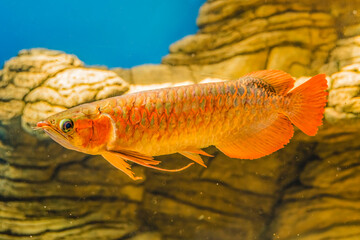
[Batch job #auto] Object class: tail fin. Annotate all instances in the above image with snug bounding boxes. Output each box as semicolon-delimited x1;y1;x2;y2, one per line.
286;74;328;136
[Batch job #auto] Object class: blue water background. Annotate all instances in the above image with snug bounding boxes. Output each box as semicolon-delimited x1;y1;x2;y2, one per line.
0;0;204;68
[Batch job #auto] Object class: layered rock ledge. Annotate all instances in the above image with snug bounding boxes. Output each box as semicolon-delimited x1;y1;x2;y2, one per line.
1;0;360;239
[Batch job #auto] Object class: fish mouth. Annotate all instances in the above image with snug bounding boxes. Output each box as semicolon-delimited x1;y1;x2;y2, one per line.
36;120;76;151
36;121;50;129
36;121;67;138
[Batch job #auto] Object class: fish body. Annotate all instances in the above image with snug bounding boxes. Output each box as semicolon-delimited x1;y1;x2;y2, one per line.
37;70;328;180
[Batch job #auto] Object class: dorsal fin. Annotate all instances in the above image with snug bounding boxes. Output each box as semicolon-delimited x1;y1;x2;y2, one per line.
241;70;295;95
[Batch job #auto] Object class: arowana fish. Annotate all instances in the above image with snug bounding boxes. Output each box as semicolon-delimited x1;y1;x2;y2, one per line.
36;70;328;180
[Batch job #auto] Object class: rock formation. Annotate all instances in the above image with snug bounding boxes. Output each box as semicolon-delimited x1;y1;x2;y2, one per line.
1;0;360;239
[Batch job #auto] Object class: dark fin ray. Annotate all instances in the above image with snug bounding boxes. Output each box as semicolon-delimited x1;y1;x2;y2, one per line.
242;70;295;95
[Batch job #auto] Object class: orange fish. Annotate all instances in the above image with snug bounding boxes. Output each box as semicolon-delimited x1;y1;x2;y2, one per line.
36;70;328;180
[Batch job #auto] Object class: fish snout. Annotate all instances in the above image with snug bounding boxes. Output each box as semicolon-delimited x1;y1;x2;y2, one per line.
36;121;50;128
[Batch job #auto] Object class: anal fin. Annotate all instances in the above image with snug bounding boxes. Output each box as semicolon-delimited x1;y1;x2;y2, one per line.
216;114;294;159
183;148;214;157
179;151;207;168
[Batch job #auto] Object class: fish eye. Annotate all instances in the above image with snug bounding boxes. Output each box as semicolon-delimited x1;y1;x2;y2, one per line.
60;119;74;133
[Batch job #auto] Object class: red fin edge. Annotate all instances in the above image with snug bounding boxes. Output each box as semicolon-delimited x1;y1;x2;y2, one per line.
286;74;328;136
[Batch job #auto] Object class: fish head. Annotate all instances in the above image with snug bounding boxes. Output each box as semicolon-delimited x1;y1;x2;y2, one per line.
36;105;111;154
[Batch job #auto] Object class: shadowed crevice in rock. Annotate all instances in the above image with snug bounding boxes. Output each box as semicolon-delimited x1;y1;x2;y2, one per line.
264;125;360;240
258;142;320;240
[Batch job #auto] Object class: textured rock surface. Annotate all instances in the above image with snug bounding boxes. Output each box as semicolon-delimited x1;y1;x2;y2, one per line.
163;1;337;78
326;64;360;121
1;1;360;240
141;139;315;240
0;49;129;137
267;124;360;240
0;49;136;240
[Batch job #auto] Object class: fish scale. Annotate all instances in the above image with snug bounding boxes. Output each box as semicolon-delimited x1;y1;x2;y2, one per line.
101;79;275;157
37;70;328;180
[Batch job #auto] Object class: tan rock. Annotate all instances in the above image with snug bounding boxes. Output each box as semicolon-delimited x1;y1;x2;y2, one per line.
311;12;336;27
197;0;261;27
142;136;314;240
267;46;311;77
332;70;360;88
0;49;95;128
13;72;49;89
189;51;268;82
21;102;67;137
342;62;360;71
22;67;128;133
268;128;360;240
127;81;194;94
324;107;358;122
326;69;360;118
2;0;360;239
111;67;132;84
166;2;336;73
143;191;260;240
328;87;359;106
0;47;130;141
0;70;8;88
44;68;120;89
128;232;162;240
168;33;211;54
301;151;360;190
344;23;360;37
325;36;360;73
164;27;336;65
3;48;83;89
126;71;222;95
15;48;83;73
268;12;312;27
95;85;129;100
131;64;195;85
311;46;336;74
339;57;360;70
270;195;360;240
255;4;288;18
0;201;139;240
0;100;25;122
200;10;256;33
25;87;69;106
0;84;29;100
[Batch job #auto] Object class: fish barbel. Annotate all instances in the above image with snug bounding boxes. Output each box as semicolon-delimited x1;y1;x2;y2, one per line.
36;70;328;180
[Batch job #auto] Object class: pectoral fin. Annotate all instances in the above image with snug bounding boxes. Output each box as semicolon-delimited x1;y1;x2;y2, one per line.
102;149;194;180
102;152;142;180
109;149;161;166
